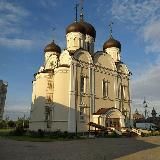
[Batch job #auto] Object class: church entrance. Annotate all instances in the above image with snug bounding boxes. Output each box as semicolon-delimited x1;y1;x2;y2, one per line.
105;118;120;129
104;108;125;129
92;108;125;130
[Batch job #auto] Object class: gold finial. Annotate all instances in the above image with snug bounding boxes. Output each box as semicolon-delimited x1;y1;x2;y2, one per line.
80;0;84;21
74;3;79;22
109;21;114;37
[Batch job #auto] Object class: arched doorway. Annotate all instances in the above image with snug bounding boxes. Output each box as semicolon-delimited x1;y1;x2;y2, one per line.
105;108;125;129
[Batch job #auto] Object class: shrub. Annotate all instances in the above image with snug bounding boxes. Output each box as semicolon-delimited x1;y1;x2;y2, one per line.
28;129;45;138
37;129;44;137
7;120;16;128
0;120;7;129
9;126;26;136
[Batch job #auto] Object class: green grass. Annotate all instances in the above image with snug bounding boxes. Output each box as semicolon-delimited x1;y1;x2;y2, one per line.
0;128;14;136
0;129;85;142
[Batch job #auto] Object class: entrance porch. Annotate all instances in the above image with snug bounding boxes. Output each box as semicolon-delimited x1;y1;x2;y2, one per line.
92;107;125;130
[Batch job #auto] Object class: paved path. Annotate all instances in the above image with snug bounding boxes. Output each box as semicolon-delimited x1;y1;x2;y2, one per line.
0;137;160;160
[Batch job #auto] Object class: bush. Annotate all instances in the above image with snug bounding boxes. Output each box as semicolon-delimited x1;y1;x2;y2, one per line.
8;120;16;128
0;120;7;129
9;126;26;136
28;130;77;139
28;129;45;138
16;119;29;129
37;129;44;137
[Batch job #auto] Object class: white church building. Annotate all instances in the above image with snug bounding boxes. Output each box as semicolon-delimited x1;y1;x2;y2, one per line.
29;7;131;133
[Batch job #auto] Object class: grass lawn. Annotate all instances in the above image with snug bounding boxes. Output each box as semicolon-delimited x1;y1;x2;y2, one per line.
0;128;14;136
0;128;84;142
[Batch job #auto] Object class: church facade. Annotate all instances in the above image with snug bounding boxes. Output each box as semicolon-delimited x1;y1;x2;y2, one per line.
29;10;131;133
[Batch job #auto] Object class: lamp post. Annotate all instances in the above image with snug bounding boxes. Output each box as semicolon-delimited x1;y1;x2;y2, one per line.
143;98;148;129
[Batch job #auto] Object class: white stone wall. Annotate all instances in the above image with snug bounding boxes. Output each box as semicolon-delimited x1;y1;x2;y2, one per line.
66;32;85;51
45;52;59;69
30;35;131;132
85;35;94;54
105;47;120;62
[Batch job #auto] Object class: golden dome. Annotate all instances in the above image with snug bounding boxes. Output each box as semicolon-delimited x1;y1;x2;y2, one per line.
103;36;121;51
44;41;61;53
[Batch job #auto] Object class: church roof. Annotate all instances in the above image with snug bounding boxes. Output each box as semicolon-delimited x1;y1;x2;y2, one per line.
66;22;86;35
94;108;111;115
44;41;61;53
103;36;121;51
66;19;96;38
80;21;96;38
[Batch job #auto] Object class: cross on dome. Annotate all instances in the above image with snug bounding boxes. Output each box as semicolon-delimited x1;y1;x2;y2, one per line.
109;21;114;37
80;0;84;21
74;3;79;22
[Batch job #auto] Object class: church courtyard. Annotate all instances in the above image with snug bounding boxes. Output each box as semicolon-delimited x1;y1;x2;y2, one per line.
0;136;160;160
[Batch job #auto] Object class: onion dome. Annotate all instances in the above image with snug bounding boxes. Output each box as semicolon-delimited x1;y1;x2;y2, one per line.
44;40;61;53
103;36;121;51
66;22;86;35
80;21;96;38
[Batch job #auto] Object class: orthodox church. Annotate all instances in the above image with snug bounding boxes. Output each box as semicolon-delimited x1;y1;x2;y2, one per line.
29;7;132;133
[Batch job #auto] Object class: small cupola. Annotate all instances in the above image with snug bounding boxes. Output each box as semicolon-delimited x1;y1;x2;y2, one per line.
103;22;121;62
44;40;61;54
103;36;121;51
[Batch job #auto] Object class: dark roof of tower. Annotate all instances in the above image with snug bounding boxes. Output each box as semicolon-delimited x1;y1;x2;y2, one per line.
66;22;86;35
80;21;96;38
44;41;61;53
103;36;121;51
151;107;157;115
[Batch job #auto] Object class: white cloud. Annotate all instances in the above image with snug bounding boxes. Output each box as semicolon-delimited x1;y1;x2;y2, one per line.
39;0;57;8
131;58;160;114
111;0;160;25
0;37;33;48
0;1;30;47
143;21;160;53
132;64;160;100
110;0;160;54
0;1;29;16
131;98;160;116
106;0;160;114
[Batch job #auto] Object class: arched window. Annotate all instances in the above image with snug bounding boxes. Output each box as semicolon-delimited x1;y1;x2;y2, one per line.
80;75;87;93
74;37;78;46
102;79;109;98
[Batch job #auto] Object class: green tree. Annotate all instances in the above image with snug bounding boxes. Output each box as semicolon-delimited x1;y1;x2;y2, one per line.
0;120;7;129
7;120;16;128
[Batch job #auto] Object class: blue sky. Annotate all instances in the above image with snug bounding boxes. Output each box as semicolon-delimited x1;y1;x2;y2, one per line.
1;0;160;119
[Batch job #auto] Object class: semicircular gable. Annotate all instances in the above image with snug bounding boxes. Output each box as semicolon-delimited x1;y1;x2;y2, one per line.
94;52;116;70
117;63;129;74
59;50;72;66
74;49;93;63
106;108;124;119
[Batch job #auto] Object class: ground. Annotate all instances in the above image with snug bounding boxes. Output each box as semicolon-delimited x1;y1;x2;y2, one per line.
0;136;160;160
